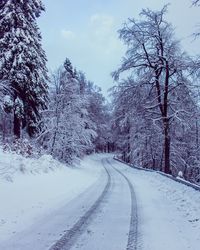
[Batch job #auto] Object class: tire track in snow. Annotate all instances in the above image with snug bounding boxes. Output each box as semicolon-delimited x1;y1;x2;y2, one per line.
49;159;111;250
106;158;138;250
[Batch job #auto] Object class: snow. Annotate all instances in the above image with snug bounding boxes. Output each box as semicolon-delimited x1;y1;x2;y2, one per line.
114;160;200;250
0;153;200;250
3;95;13;106
0;148;103;244
69;157;132;250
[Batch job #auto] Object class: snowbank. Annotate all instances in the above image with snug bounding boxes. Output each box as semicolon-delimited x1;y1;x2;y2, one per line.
0;148;103;242
0;147;65;182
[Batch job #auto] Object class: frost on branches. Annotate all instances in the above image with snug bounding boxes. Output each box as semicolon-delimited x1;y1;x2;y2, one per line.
38;58;110;163
111;5;200;183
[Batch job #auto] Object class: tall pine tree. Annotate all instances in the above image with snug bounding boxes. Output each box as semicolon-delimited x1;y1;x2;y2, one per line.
0;0;48;138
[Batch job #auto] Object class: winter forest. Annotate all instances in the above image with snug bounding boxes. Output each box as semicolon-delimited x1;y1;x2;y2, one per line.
0;0;200;185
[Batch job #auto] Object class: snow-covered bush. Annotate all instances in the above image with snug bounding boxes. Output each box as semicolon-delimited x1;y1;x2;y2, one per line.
2;139;42;158
0;146;64;181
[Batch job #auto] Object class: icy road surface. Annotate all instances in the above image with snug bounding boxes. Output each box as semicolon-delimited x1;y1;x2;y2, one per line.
0;154;200;250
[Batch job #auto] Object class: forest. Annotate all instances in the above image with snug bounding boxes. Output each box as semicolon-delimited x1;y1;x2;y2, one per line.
0;0;200;184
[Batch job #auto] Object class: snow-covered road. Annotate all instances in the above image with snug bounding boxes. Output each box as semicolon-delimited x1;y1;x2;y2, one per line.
67;158;138;250
0;154;200;250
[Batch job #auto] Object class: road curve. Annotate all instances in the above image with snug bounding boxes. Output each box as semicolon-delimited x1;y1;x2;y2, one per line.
69;157;138;250
0;159;110;250
0;156;138;250
49;160;111;250
106;158;138;250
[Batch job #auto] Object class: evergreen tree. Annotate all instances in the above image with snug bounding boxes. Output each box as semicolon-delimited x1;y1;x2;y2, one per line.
0;0;48;138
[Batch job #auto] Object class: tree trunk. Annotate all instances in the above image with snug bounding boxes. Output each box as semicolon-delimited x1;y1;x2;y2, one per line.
2;112;6;142
196;117;199;150
163;120;170;174
160;146;164;171
13;112;21;138
127;141;130;163
163;63;170;174
51;129;58;154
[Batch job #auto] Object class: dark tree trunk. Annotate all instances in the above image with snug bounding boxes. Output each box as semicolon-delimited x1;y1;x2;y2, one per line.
14;112;21;138
163;63;171;174
196;118;199;150
160;146;164;171
127;141;130;163
2;112;6;142
163;119;170;174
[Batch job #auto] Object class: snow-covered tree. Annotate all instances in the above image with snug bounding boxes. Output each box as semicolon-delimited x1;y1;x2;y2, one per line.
38;57;112;163
84;81;111;153
0;80;12;141
39;59;98;163
0;0;49;138
112;5;200;177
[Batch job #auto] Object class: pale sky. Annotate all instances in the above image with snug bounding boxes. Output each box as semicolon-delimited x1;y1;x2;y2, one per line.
38;0;200;97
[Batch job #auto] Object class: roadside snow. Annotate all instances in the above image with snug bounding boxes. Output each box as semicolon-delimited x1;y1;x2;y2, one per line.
1;152;200;250
0;148;103;243
0;148;62;181
115;160;200;250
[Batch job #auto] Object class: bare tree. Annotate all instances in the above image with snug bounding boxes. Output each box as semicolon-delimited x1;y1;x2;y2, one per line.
112;5;197;174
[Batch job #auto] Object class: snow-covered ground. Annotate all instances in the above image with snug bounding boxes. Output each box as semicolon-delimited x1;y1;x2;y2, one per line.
0;148;103;243
0;152;200;250
114;160;200;250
